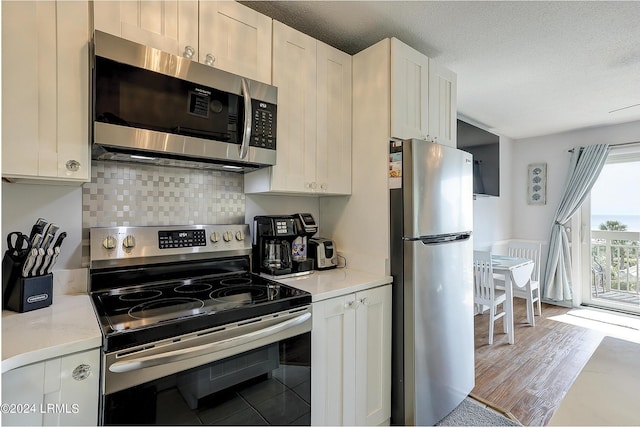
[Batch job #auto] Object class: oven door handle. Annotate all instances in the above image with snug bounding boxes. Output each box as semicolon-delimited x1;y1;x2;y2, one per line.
108;311;311;373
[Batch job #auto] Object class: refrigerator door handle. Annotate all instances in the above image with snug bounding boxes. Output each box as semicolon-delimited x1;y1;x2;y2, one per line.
404;232;472;245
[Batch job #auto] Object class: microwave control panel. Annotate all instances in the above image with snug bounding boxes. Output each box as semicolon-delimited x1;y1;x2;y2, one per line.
250;100;277;150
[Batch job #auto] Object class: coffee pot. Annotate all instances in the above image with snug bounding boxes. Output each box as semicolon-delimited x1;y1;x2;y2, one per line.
263;239;292;271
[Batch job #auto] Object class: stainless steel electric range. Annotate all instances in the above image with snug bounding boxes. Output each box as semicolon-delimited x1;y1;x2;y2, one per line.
89;224;312;426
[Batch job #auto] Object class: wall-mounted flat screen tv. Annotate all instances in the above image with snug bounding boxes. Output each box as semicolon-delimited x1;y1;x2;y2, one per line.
457;119;500;197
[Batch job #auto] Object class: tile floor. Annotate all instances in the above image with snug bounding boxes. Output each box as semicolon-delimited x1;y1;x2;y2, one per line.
156;365;311;426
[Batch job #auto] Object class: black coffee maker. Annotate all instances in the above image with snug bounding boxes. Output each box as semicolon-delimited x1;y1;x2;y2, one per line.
253;215;316;277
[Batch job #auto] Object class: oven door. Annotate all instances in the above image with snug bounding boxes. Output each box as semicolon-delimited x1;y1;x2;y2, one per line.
101;307;311;426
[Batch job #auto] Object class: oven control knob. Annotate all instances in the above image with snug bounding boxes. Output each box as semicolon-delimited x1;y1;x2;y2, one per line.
223;231;233;242
122;235;136;249
235;231;244;241
210;232;220;243
102;236;117;250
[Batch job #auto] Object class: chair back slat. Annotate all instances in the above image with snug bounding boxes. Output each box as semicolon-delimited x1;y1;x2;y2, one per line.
473;250;495;304
508;241;542;281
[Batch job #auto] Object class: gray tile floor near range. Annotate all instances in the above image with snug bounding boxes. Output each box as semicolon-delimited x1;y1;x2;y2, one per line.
157;365;311;426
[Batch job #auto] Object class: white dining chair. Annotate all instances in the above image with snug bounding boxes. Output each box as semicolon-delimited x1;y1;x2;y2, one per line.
498;241;542;326
473;251;507;345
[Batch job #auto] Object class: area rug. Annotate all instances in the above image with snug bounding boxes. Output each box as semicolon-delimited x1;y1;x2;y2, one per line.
548;336;640;426
436;395;521;426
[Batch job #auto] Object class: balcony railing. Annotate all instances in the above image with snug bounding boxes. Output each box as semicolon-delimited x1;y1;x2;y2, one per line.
591;230;640;298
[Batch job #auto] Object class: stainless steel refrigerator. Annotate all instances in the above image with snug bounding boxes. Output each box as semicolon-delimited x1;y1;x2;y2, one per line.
389;138;475;426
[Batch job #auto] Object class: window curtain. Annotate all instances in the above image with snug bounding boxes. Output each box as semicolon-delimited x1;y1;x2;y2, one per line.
542;144;610;301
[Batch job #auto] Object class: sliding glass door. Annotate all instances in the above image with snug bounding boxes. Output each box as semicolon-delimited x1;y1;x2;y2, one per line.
580;146;640;314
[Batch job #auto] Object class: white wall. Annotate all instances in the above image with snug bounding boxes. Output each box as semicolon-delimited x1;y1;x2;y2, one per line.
2;183;83;269
472;135;514;251
511;120;640;244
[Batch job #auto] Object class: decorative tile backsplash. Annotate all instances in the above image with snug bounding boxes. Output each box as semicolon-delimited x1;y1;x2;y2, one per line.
82;162;245;229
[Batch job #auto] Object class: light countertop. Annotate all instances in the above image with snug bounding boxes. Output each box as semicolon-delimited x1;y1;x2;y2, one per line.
1;269;102;373
275;268;393;302
1;268;391;373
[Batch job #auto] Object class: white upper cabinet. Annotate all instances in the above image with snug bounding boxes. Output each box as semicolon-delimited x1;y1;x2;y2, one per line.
2;1;90;183
428;60;457;147
94;1;272;83
244;22;352;196
93;1;198;58
269;21;317;193
316;41;352;195
390;38;429;141
199;1;272;83
390;37;457;147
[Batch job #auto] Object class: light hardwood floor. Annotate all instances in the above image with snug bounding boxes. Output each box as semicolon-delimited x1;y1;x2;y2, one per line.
472;299;606;426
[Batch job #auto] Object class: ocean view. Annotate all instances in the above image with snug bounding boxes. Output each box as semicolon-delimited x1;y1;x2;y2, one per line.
591;214;640;232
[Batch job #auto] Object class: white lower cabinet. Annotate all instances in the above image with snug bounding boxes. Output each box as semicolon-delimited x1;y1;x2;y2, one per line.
1;349;100;426
311;284;392;426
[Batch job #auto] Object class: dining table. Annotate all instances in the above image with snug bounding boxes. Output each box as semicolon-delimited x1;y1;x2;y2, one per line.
491;254;535;344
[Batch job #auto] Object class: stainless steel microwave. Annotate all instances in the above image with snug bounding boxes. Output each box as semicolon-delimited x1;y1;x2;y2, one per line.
91;30;277;172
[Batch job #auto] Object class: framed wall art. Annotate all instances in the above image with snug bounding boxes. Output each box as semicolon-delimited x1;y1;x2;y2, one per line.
527;163;547;205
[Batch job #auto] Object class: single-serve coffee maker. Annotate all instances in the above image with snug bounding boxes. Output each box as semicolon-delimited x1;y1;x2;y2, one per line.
253;214;318;277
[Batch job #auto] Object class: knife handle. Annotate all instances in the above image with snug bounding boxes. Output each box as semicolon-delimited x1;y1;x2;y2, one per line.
39;248;54;276
30;248;45;277
46;247;61;274
21;248;38;277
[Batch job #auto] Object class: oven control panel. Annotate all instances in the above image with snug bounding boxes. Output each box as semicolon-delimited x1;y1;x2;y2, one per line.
90;224;251;267
158;229;207;249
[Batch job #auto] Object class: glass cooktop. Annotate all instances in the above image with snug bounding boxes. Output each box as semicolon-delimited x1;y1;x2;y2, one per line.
91;273;309;336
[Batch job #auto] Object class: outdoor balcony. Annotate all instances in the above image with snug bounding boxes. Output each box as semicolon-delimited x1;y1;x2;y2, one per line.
591;229;640;306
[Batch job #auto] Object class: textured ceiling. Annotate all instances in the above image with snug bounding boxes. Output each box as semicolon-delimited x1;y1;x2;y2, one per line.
241;1;640;140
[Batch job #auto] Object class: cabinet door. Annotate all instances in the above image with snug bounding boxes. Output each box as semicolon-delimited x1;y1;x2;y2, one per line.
390;38;429;140
2;1;50;177
55;348;100;426
311;294;357;426
199;1;272;84
2;1;90;182
355;284;392;426
428;61;457;148
94;0;198;58
316;42;352;195
270;21;317;193
1;349;99;426
2;361;46;426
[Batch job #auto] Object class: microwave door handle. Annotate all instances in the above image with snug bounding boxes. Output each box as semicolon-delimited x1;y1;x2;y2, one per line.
108;311;311;373
239;78;252;159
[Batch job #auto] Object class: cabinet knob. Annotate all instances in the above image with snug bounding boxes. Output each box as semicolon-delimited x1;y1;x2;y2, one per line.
65;160;81;172
205;54;215;66
344;300;355;310
320;183;327;191
311;182;317;190
183;45;195;59
360;297;368;306
72;364;92;381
